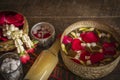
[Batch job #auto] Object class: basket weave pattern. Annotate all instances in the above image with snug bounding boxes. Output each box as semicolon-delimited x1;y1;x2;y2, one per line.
62;51;120;79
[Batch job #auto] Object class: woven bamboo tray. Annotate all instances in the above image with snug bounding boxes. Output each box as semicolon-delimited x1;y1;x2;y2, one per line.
0;16;29;52
60;21;120;79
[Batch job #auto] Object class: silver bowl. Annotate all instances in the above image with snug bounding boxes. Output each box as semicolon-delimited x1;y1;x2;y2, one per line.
31;22;55;48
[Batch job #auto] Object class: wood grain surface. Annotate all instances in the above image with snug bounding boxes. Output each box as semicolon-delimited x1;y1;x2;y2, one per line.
0;0;120;80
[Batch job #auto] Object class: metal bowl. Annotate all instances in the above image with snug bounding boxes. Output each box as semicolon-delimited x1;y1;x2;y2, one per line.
31;22;55;48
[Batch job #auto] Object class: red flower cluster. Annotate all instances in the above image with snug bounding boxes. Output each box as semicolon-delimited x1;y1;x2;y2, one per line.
0;11;24;27
62;30;117;65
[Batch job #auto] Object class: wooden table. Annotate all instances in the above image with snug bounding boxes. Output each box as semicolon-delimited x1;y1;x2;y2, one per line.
0;0;120;80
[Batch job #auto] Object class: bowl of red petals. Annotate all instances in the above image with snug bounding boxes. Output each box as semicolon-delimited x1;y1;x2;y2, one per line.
60;21;120;79
0;11;28;52
31;22;55;47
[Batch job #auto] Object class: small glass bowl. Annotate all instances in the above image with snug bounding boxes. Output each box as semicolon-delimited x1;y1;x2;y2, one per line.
0;52;23;80
31;22;55;48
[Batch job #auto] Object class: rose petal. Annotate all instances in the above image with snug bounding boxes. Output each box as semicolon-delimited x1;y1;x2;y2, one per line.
71;58;80;64
20;53;30;64
80;31;99;43
10;20;24;27
0;37;8;42
0;29;8;42
102;42;116;55
90;53;104;64
71;39;84;51
62;36;73;44
0;12;5;26
27;48;35;54
0;11;24;27
79;51;90;62
43;32;51;38
5;11;23;22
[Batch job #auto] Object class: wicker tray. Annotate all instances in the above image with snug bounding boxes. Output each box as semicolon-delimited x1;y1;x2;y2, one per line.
0;17;29;52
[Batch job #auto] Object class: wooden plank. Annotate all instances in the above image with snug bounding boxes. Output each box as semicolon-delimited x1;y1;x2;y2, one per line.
0;0;120;16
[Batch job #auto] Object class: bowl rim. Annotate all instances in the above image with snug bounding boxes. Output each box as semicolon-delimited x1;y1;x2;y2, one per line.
31;22;55;41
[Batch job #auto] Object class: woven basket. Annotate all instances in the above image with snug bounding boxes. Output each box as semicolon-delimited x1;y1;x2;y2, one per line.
0;17;29;52
60;21;120;79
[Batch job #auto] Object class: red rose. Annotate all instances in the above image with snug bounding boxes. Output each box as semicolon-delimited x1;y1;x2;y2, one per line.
80;31;99;43
79;51;90;62
71;39;84;51
62;36;73;44
102;42;116;55
5;12;24;27
0;11;24;27
20;53;30;64
26;48;35;54
90;53;104;64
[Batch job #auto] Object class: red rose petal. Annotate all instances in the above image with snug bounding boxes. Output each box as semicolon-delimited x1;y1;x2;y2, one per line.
43;33;51;38
27;48;35;54
0;12;5;26
71;39;84;51
0;37;8;42
14;13;24;22
0;29;8;42
80;31;99;43
11;21;24;27
90;53;104;64
79;51;90;62
0;11;24;27
62;36;73;44
33;33;39;38
20;53;30;64
71;58;80;64
102;42;116;55
0;29;3;36
57;33;62;39
6;14;24;27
